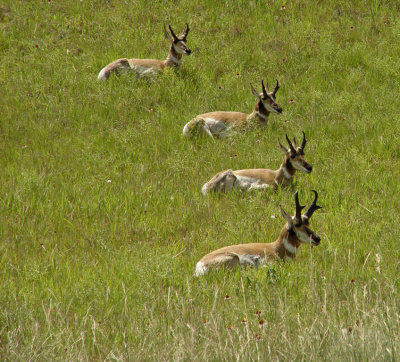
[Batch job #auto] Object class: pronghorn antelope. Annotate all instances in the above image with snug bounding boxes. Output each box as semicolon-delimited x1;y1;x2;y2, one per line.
202;132;312;195
182;80;282;139
97;24;191;80
195;190;322;276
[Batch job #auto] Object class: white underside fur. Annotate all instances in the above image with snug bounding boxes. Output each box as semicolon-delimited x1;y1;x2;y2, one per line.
194;261;207;276
183;118;232;139
202;171;270;195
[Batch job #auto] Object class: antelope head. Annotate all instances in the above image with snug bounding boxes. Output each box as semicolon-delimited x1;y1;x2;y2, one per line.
281;190;322;246
279;131;313;174
250;80;283;115
164;23;191;55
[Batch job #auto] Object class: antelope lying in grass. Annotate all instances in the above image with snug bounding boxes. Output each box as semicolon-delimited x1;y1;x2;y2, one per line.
98;24;191;80
195;190;322;276
183;80;282;139
202;132;312;195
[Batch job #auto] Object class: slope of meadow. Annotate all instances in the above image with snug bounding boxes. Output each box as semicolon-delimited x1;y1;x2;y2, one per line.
1;0;400;360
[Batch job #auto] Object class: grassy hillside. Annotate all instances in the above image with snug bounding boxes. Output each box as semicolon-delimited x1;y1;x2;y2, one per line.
1;0;400;360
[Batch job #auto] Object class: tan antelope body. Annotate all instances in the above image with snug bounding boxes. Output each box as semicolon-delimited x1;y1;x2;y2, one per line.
202;132;312;195
195;191;322;276
183;80;282;139
98;24;191;80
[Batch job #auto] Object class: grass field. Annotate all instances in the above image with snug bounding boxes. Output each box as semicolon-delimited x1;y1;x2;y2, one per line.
1;0;400;360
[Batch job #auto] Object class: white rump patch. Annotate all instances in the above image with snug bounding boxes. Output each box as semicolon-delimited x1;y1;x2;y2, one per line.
97;67;107;80
194;261;208;276
283;238;297;254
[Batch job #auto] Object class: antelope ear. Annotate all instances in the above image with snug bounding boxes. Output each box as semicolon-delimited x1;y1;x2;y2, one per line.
250;84;261;99
278;139;289;154
280;206;293;224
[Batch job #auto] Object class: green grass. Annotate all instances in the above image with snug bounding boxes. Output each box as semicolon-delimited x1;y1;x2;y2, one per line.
1;0;400;360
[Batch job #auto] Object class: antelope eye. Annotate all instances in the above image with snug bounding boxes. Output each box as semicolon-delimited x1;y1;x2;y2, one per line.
290;154;296;159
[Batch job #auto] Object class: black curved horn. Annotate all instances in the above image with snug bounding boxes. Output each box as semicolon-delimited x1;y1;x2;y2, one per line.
303;190;322;219
168;24;178;40
285;134;296;154
181;23;190;39
272;79;279;98
300;131;307;151
261;80;268;98
294;191;305;222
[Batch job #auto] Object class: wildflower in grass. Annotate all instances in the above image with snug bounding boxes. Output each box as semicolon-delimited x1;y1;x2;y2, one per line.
350;26;354;30
281;5;286;10
218;86;222;89
107;179;112;183
224;295;231;300
226;324;233;331
241;319;247;324
350;278;355;283
202;319;207;324
254;334;262;341
258;319;265;327
289;99;295;104
255;139;260;143
255;310;262;316
282;58;286;62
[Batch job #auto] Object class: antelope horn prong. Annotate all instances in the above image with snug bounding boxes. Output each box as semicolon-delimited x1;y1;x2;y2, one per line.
303;190;322;219
181;23;190;39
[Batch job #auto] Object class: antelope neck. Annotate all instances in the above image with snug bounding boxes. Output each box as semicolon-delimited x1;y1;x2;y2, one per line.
281;227;299;258
280;157;296;180
166;45;182;67
255;101;270;122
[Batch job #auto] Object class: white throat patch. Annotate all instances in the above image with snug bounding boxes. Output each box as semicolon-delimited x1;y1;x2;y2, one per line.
168;52;181;65
282;166;292;179
256;111;268;121
283;238;297;255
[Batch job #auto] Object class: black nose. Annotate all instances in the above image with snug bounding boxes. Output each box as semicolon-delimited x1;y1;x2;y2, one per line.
277;108;282;113
186;49;191;55
307;165;313;172
313;235;321;245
